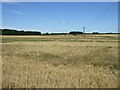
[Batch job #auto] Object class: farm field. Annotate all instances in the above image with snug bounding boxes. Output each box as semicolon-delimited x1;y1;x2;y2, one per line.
2;34;119;88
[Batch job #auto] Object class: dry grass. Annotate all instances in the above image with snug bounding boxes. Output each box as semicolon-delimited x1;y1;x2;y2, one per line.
2;34;119;88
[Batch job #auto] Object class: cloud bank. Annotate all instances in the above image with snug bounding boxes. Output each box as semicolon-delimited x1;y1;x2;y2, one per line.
60;21;69;24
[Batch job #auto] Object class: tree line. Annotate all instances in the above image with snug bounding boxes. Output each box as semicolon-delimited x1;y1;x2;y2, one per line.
0;29;118;35
0;29;41;35
0;29;84;35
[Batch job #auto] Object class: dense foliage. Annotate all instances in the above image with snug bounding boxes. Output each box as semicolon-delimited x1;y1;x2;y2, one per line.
69;31;83;35
0;29;118;35
0;29;41;35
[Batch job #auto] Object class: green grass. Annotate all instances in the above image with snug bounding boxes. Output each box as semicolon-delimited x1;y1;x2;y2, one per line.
2;34;118;43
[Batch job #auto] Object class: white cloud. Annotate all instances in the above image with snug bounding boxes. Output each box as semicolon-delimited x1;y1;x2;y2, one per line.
4;2;24;5
1;27;24;30
1;27;18;30
1;27;41;32
12;10;23;14
60;21;69;24
2;26;40;31
6;10;23;14
1;0;15;2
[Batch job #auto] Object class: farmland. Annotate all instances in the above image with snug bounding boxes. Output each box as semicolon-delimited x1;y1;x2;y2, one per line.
2;34;119;88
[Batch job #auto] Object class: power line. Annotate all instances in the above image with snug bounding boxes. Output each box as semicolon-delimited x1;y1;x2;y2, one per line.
64;2;118;33
88;7;117;29
98;2;117;17
86;2;118;28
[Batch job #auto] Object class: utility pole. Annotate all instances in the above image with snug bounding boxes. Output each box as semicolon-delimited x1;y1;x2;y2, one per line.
83;27;85;34
83;27;86;38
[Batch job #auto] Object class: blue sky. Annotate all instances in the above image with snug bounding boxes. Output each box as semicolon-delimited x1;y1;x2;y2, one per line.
2;2;118;33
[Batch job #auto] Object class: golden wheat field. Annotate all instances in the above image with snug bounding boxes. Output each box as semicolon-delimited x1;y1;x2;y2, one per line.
2;34;119;88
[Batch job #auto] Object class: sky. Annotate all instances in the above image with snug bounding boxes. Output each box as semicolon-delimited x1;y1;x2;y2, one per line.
2;2;118;33
1;0;120;2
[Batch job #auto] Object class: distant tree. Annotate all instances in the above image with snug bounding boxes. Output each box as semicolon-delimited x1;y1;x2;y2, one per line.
50;33;67;35
106;32;113;34
1;29;41;35
92;32;99;34
43;32;49;35
69;31;83;35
